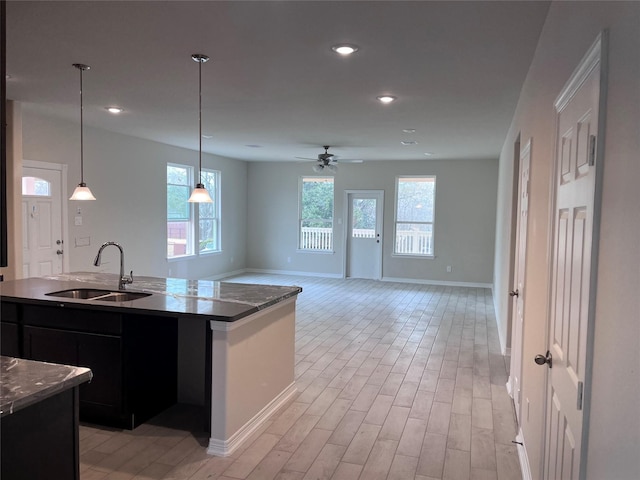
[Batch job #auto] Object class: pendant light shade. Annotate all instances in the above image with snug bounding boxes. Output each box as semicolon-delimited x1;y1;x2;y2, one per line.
69;63;96;201
188;53;213;203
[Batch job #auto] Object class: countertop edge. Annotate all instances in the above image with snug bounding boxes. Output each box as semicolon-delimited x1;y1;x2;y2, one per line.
1;356;93;417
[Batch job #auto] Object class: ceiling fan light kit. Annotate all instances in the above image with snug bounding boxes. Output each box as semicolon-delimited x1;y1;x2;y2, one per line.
298;146;363;173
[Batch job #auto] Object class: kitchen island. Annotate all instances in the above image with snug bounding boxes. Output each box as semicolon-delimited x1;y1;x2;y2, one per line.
1;355;92;480
0;273;302;456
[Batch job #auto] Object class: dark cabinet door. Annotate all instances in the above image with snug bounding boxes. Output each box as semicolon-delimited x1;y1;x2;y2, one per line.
23;326;123;419
1;322;20;357
77;333;122;410
23;326;77;365
1;302;20;357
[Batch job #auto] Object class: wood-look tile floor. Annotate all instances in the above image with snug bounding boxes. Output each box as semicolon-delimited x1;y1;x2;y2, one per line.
79;274;521;480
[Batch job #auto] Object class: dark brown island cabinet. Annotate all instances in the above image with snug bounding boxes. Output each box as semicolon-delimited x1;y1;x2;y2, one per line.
1;301;178;429
1;356;92;480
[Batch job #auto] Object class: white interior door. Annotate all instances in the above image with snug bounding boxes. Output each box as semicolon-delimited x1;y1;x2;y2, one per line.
510;139;531;425
346;191;383;279
22;164;65;277
544;38;603;480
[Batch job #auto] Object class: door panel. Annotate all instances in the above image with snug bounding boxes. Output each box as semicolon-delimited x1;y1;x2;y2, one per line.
510;139;531;424
544;42;602;480
22;166;64;277
346;191;383;279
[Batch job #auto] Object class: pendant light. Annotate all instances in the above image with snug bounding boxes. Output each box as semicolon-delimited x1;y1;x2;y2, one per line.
188;54;213;203
69;63;96;201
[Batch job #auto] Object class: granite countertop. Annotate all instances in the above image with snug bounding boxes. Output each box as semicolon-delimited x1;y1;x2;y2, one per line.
0;356;92;417
0;273;302;322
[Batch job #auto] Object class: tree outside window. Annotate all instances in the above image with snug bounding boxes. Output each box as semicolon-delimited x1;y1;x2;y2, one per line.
394;176;436;256
299;177;334;251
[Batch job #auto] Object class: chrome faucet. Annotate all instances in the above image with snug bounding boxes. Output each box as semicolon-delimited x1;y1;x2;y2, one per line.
93;241;133;290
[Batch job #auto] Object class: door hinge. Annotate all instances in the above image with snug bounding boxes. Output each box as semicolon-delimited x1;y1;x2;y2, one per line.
588;135;597;166
577;381;584;410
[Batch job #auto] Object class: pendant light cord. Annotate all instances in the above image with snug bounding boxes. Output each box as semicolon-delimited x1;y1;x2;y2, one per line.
79;65;84;184
198;56;202;185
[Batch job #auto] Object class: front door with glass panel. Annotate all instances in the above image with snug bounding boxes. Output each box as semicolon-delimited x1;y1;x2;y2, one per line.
346;191;383;279
22;166;64;277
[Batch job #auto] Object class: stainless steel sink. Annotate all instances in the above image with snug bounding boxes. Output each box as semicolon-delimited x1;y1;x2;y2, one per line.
45;288;151;302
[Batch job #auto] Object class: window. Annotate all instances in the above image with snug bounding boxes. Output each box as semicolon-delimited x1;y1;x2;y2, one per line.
394;176;436;256
299;177;334;251
22;176;51;196
198;169;220;253
167;164;193;258
167;164;221;258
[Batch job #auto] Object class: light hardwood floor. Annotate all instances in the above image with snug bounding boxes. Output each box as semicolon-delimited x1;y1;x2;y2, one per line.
79;273;521;480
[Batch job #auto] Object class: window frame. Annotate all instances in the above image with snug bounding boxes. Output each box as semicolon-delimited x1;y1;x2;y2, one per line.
198;168;221;255
393;175;436;258
166;163;222;260
298;176;335;253
167;163;195;259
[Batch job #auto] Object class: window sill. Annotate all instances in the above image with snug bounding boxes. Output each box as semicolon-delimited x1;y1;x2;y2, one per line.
167;254;196;262
296;249;335;255
199;250;222;256
391;254;435;260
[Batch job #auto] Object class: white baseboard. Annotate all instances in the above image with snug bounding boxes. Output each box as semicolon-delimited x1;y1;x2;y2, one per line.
245;268;343;279
381;276;492;288
206;382;297;457
516;429;533;480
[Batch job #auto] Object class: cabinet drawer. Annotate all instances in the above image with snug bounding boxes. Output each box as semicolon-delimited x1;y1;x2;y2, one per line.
22;305;122;335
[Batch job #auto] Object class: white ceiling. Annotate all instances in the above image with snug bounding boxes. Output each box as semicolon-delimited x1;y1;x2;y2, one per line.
6;1;550;163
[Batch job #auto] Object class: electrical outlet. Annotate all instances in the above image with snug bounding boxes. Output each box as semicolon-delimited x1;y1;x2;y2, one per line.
446;265;452;273
287;256;292;263
74;216;83;226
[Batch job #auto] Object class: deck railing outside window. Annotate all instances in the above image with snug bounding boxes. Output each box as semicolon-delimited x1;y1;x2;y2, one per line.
300;227;333;250
300;227;432;254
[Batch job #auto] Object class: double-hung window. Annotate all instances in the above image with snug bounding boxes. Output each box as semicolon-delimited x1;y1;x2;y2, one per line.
167;164;220;258
198;169;220;253
299;177;334;251
394;176;436;256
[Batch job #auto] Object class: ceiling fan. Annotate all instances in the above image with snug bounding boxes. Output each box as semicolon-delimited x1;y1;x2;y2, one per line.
295;146;363;173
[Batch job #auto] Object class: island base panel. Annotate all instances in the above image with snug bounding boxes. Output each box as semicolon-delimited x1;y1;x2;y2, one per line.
208;298;297;456
1;387;80;480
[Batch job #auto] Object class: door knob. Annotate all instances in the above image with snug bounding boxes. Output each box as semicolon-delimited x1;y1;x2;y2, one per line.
56;250;64;255
509;289;519;297
534;351;552;368
56;239;63;245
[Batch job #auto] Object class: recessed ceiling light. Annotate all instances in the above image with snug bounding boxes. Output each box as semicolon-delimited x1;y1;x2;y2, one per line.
424;152;434;156
376;95;397;104
105;106;123;114
202;134;213;139
401;140;418;146
331;44;359;56
402;129;416;134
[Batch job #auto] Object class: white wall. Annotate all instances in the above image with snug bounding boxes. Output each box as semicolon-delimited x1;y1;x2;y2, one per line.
247;158;498;285
21;108;248;279
493;2;640;479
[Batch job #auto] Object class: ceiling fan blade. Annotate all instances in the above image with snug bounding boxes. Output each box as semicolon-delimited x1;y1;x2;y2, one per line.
334;158;364;163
